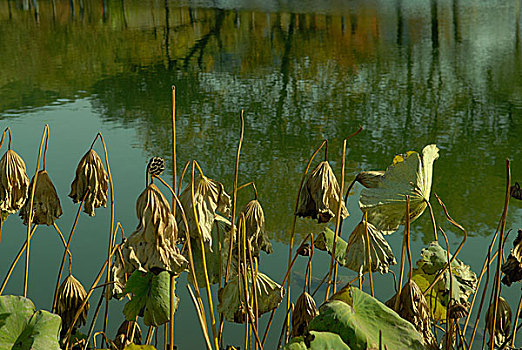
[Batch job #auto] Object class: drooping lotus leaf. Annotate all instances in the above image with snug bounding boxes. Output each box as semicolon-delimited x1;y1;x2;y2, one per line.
113;184;188;292
284;331;351;350
217;270;284;323
385;280;436;348
123;270;176;327
291;292;319;338
189;214;234;287
178;175;231;248
309;285;426;350
359;144;439;234
20;170;62;226
56;274;89;335
296;161;349;224
411;241;477;321
69;149;108;216
355;171;385;188
315;223;396;274
485;296;512;348
0;149;29;219
511;182;522;200
501;229;522;286
240;199;273;257
112;320;142;350
0;295;61;350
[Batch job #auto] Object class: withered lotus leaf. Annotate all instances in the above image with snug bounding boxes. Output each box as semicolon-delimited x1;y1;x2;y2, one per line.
296;161;348;224
178;175;231;247
485;296;512;348
386;280;437;348
240;199;272;257
69;149;108;216
112;184;188;294
0;149;29;218
359;145;439;234
218;270;284;323
355;170;385;188
19;170;62;226
291;292;319;338
56;274;89;334
112;320;142;350
501;229;522;286
511;182;522;200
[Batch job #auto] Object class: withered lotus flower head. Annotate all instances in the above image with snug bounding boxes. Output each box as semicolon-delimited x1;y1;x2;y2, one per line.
355;170;385;188
291;292;319;338
296;161;348;223
486;296;512;348
19;170;62;226
112;320;142;350
240;199;272;257
448;303;468;320
0;149;29;218
69;149;108;216
116;184;188;278
386;280;436;348
56;274;89;333
511;182;522;200
502;229;522;286
178;175;231;247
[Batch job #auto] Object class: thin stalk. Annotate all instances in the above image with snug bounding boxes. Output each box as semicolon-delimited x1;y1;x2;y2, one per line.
170;85;177;350
96;133;115;346
326;139;346;300
24;124;48;297
364;212;374;296
191;161;218;350
0;224;38;294
405;196;412;280
82;285;106;350
53;189;89;312
489;159;511;350
145;326;154;344
394;214;408;311
426;199;438;241
469;249;493;349
240;215;250;350
187;285;213;350
247;241;259;350
510;290;522;348
0;127;9;149
177;161;190;196
440;228;453;350
277;303;294;349
53;224;73;265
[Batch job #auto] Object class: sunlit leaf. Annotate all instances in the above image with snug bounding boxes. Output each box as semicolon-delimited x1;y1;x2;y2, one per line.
123;344;156;350
123;271;176;327
359;144;439;234
0;150;29;218
0;295;61;350
315;222;396;274
284;331;351;350
20;170;62;226
309;285;426;350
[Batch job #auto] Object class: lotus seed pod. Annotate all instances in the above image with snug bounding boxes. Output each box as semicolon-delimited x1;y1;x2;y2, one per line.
19;170;62;226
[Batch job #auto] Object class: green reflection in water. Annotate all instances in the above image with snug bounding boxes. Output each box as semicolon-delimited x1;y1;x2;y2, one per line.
0;0;521;348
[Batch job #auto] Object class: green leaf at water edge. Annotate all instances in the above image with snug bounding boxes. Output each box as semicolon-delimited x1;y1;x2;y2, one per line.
309;285;426;350
123;270;177;327
123;344;157;350
284;331;351;350
0;295;61;350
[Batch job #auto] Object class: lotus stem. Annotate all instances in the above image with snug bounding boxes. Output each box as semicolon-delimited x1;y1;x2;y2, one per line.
0;224;38;295
364;212;374;297
64;243;119;349
52;223;73;272
0;127;9;150
489;159;511;350
154;174;209;331
277;303;293;349
187;285;213;350
24;124;48;297
326;139;346;300
178;161;190;196
82;285;106;350
425;199;438;241
53;189;89;312
191;161;218;350
43;124;49;170
440;228;453;349
93;331;111;349
237;181;258;200
510;291;522;348
469;249;493;350
423;193;467;296
170;85;177;350
247;239;259;348
145;326;154;344
304;234;314;294
394;206;408;311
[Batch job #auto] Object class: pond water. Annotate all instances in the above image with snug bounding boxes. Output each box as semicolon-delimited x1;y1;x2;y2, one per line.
0;0;521;348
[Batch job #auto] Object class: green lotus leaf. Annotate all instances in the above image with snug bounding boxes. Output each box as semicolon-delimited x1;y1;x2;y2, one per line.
123;344;157;350
284;331;351;350
412;241;477;320
359;144;439;234
309;285;426;350
0;295;61;350
123;271;177;327
218;270;283;323
315;223;396;274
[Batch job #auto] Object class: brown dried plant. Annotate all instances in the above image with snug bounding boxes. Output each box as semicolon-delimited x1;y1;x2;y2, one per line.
19;170;62;225
485;296;512;348
0;149;29;219
291;292;319;338
56;274;89;334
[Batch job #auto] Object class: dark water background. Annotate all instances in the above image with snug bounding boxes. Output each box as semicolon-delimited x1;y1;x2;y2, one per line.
0;0;521;348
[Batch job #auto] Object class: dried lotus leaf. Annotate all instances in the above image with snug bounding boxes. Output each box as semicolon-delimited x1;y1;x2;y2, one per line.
240;199;272;257
19;170;62;226
486;296;512;348
502;229;522;286
69;149;108;216
359;144;439;234
296;161;348;224
218;270;284;323
291;292;319;338
56;274;89;334
112;320;142;350
0;149;29;216
178;175;231;248
119;184;188;277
